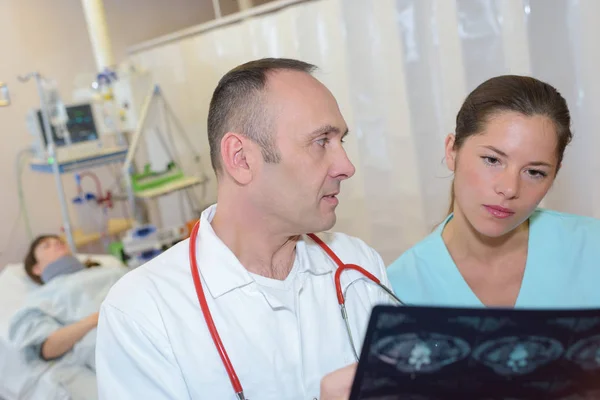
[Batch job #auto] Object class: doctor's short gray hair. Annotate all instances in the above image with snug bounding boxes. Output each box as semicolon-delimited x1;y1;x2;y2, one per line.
207;58;317;174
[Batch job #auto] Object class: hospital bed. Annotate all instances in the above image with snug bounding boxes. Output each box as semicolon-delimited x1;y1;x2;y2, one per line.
0;254;123;400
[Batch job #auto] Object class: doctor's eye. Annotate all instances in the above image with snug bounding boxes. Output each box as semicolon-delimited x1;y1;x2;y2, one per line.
481;156;500;166
315;138;329;147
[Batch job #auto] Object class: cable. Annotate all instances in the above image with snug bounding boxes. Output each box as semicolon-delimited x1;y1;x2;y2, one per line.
2;148;34;254
101;164;131;220
77;171;103;197
16;148;34;240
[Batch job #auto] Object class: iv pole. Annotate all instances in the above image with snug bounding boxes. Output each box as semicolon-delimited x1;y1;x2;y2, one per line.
18;72;77;253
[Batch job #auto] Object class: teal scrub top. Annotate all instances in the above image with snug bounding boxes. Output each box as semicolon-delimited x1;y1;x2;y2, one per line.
387;209;600;308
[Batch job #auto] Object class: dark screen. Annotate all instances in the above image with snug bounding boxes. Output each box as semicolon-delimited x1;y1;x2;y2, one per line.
37;104;98;147
350;305;600;400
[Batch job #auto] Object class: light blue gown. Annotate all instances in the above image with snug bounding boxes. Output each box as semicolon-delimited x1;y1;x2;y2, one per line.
388;209;600;308
9;266;127;400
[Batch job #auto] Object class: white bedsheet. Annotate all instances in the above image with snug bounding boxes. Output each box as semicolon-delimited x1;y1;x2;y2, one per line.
0;254;124;400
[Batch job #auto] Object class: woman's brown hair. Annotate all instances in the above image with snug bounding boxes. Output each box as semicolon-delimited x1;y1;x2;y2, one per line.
447;75;572;215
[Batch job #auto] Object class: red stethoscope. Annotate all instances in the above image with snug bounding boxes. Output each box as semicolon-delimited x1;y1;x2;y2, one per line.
188;220;402;400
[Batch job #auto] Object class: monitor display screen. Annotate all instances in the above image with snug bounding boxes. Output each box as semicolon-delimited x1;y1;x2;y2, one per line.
37;104;99;147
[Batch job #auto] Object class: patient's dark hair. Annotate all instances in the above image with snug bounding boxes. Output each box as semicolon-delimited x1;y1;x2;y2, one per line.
447;75;572;215
24;235;100;285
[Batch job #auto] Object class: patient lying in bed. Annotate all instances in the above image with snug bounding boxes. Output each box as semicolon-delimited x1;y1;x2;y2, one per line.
8;235;127;398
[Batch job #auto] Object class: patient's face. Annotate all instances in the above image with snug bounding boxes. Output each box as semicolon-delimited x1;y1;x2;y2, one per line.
446;111;558;238
33;237;70;276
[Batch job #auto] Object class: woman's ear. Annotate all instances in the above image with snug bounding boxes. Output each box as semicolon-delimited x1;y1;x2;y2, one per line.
32;263;42;276
445;134;457;172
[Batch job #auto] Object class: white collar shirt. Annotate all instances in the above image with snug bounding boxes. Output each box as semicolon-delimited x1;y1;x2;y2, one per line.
96;204;393;400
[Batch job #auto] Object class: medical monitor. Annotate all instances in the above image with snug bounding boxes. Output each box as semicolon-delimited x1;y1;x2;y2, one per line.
27;103;105;161
33;103;98;147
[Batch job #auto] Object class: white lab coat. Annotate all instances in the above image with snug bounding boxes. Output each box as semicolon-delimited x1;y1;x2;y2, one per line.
96;205;392;399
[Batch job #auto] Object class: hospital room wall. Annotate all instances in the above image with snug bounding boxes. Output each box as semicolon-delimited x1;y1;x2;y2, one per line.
0;0;218;267
129;0;600;265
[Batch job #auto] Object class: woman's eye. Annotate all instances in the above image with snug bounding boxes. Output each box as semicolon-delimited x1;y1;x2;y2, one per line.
482;156;500;166
527;169;547;179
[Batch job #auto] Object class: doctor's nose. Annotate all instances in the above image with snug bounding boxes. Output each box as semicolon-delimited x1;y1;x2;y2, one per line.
494;170;520;199
330;148;356;181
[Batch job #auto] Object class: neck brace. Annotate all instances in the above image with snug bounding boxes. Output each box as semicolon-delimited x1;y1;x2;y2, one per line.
41;255;85;283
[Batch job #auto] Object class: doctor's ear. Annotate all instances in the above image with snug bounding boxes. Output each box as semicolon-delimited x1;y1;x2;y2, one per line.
444;133;457;172
220;133;255;185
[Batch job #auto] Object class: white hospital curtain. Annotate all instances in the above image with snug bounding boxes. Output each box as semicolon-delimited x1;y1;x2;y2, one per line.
129;0;600;264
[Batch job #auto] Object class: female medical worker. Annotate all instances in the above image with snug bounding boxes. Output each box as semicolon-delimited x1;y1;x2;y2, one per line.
387;75;600;308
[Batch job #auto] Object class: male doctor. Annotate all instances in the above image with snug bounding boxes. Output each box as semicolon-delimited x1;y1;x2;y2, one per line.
96;58;391;399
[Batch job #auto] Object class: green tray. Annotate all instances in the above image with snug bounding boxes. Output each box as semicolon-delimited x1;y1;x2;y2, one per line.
132;162;184;192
